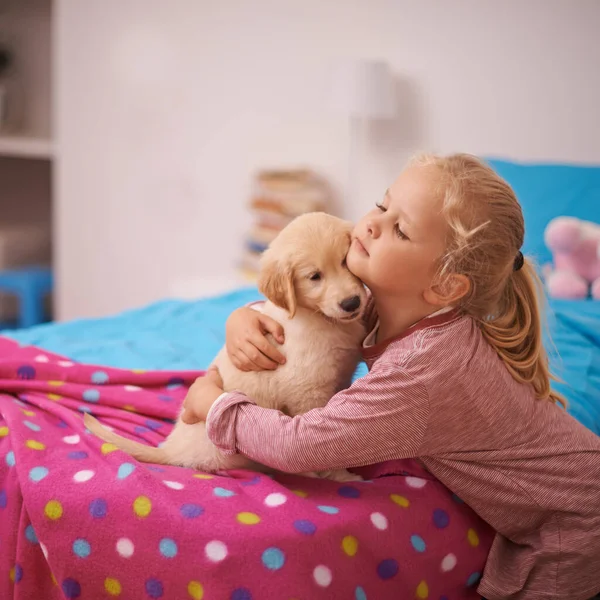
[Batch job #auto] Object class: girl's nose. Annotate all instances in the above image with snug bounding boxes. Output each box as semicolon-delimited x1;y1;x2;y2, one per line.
367;219;380;238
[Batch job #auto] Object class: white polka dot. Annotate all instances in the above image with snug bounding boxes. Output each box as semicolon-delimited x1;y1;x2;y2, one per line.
370;512;388;530
34;355;49;363
441;553;457;572
163;480;184;490
313;565;332;587
73;470;95;483
205;540;228;562
58;360;74;367
63;434;80;445
40;542;48;560
124;385;142;392
406;476;427;489
116;538;134;558
264;493;287;507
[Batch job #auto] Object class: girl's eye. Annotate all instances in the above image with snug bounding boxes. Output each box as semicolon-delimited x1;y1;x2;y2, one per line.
375;202;386;212
309;272;322;281
395;224;409;241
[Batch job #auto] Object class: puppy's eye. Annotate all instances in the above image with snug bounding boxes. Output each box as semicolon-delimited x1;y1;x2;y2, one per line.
309;272;322;281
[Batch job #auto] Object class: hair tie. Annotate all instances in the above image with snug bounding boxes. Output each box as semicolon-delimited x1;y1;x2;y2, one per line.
513;250;524;272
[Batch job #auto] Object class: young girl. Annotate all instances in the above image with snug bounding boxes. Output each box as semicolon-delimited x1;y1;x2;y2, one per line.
183;154;600;600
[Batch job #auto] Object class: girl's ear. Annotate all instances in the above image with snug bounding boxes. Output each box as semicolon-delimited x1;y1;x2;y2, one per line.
424;274;471;307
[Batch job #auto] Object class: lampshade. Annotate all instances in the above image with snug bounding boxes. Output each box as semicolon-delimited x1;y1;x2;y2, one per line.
329;59;396;120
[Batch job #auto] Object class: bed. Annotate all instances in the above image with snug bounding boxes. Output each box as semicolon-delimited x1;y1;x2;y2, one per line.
1;159;599;600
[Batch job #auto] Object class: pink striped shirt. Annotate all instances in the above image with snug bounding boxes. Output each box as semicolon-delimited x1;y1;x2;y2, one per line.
206;309;600;599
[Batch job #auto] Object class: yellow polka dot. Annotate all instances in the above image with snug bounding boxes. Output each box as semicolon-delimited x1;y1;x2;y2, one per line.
390;494;410;508
48;393;61;401
342;535;358;557
236;512;261;525
192;473;213;480
123;405;136;412
0;426;9;437
292;490;308;498
9;566;16;582
101;443;118;455
51;572;58;586
22;410;35;417
467;528;479;547
416;580;429;599
187;581;204;600
133;496;152;518
104;577;122;596
132;369;146;374
48;381;64;387
25;440;45;450
45;500;63;520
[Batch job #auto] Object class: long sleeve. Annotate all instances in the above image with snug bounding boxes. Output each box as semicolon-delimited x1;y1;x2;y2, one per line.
205;362;429;473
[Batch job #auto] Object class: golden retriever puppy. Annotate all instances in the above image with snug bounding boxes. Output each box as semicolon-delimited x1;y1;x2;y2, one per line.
85;212;366;481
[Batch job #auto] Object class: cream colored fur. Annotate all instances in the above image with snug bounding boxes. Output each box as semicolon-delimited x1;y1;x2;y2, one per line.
85;213;366;481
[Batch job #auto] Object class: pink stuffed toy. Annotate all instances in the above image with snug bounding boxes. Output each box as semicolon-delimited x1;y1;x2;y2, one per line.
544;216;600;299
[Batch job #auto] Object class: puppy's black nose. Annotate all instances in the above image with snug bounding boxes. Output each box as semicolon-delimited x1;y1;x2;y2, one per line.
340;295;361;313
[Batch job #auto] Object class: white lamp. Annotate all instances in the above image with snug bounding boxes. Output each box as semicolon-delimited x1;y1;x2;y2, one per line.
329;59;396;220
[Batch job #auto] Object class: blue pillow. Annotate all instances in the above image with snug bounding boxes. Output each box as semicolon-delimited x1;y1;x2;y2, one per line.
486;159;600;267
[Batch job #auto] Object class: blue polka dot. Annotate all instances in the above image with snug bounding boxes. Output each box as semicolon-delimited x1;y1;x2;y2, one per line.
73;538;91;558
262;547;285;570
62;578;81;599
134;426;149;435
377;558;399;580
467;572;481;587
317;505;339;514
17;365;36;380
6;451;15;467
167;376;185;387
145;419;162;431
13;563;23;583
29;466;49;482
158;395;173;402
293;519;317;535
145;578;164;598
240;475;262;486
24;420;41;432
180;503;204;518
0;489;7;508
147;465;164;472
355;586;367;600
338;486;361;499
433;508;450;529
440;596;449;600
89;498;107;519
214;487;235;498
56;420;68;428
77;405;93;413
410;534;426;553
117;462;135;479
67;451;88;460
91;371;109;384
231;588;252;600
452;493;464;504
25;524;38;544
159;538;177;558
82;389;100;403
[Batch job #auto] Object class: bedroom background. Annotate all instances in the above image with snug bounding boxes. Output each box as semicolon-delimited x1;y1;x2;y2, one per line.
0;0;599;323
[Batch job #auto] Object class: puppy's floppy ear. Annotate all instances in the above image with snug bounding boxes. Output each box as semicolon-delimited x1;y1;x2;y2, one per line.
258;250;297;317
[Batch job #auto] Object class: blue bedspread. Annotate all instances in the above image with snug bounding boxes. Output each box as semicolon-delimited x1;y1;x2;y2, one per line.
4;288;599;435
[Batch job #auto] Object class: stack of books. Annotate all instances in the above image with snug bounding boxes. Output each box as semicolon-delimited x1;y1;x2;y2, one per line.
239;169;331;280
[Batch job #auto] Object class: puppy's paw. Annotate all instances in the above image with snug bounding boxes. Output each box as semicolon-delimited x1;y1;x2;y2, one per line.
318;469;363;483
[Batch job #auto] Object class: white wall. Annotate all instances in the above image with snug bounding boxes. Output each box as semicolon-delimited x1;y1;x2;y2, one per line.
55;0;600;320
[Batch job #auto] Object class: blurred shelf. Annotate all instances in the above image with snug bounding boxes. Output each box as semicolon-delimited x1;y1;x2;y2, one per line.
0;135;54;159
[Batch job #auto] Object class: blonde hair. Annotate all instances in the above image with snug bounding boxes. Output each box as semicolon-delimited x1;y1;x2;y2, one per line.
411;152;566;407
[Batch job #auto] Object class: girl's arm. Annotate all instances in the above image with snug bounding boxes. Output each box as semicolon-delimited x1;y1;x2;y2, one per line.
205;363;429;473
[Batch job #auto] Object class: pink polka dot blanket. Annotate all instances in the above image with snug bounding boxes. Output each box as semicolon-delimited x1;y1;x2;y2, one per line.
0;336;493;599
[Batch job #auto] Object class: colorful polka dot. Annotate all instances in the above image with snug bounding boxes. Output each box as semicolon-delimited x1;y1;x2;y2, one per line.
370;512;388;530
214;487;235;497
133;496;152;518
22;409;36;417
67;450;88;460
264;492;287;507
452;493;464;503
416;580;429;598
467;528;480;547
181;503;204;518
441;553;457;572
104;577;121;596
145;578;164;599
406;476;427;488
410;534;426;553
117;462;135;479
116;538;134;558
0;426;9;437
25;439;45;450
433;508;450;529
158;394;173;402
48;380;64;386
293;519;317;535
74;470;95;483
82;389;100;403
230;588;252;600
338;485;361;498
163;480;184;490
73;538;91;558
192;473;213;480
390;493;410;508
355;586;367;600
62;578;81;599
187;581;204;599
0;489;6;508
91;371;109;384
377;558;399;580
205;540;228;562
34;355;49;362
24;420;41;432
237;512;261;525
29;466;49;482
63;434;80;444
159;538;178;558
89;498;108;518
467;572;481;587
40;542;48;559
45;500;63;520
342;535;358;557
25;524;38;544
101;443;118;455
313;565;332;587
10;563;23;583
5;451;15;466
292;489;308;498
77;405;93;413
262;547;285;570
59;360;74;367
317;505;339;514
124;385;142;391
48;393;62;401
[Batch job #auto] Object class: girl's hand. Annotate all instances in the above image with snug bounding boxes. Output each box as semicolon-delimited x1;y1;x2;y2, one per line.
226;306;286;371
180;366;224;424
